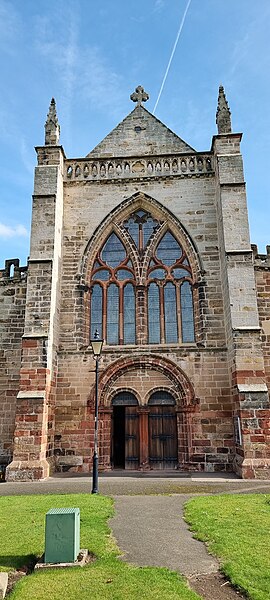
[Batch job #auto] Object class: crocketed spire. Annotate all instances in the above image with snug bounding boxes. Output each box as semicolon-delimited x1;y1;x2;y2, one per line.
44;98;60;145
216;85;232;134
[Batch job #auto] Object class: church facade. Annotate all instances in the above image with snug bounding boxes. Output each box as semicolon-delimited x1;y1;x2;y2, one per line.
1;85;270;481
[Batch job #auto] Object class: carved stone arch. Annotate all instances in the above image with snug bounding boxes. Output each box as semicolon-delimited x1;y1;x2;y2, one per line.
92;354;196;409
79;191;204;286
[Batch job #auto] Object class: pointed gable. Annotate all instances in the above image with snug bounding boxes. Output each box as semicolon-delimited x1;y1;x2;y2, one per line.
86;105;195;158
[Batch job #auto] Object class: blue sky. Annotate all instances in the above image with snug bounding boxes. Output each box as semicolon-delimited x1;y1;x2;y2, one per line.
1;0;270;267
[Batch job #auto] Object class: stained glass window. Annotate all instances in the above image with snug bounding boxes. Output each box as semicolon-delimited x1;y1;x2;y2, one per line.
149;268;167;279
164;283;178;343
90;229;136;345
125;218;139;248
90;214;196;347
181;282;195;342
101;233;126;267
124;210;158;250
172;268;189;279
147;228;195;344
148;283;160;343
116;269;133;281
107;284;119;344
143;217;157;247
156;232;182;265
124;284;135;344
92;269;110;281
91;285;102;337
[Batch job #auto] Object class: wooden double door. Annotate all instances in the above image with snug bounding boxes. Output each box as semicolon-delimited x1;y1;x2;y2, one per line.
148;405;178;469
112;405;139;469
112;393;178;470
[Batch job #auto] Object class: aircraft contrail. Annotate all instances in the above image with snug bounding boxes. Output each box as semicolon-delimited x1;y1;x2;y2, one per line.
153;0;192;115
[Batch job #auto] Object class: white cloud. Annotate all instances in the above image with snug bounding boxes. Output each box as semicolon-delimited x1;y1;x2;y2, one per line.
34;4;126;142
0;222;28;239
77;47;125;114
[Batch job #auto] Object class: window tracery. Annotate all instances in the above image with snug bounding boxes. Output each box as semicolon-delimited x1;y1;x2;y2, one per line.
146;231;195;344
89;209;195;346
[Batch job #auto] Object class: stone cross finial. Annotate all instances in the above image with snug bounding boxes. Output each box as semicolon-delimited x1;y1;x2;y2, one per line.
130;85;149;106
45;97;60;145
216;85;232;134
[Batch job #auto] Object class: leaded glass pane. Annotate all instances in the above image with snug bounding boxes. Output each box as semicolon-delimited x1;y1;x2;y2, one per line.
156;232;182;265
164;282;178;343
112;392;138;406
101;233;126;267
143;217;157;247
181;281;195;342
148;283;160;343
116;269;133;281
107;284;119;344
91;285;102;338
149;391;176;405
149;268;167;279
172;268;189;279
124;216;139;248
124;284;135;344
92;269;110;281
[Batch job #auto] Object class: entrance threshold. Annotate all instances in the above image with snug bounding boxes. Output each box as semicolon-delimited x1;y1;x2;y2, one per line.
100;470;191;479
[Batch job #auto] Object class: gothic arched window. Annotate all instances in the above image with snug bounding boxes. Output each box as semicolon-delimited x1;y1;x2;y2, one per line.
90;232;136;344
147;232;195;344
89;209;195;345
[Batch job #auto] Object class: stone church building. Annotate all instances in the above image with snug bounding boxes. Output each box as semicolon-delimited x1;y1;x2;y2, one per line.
1;85;270;481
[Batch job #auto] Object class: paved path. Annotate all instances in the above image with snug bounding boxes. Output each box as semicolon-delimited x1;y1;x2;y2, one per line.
1;472;270;496
110;495;218;576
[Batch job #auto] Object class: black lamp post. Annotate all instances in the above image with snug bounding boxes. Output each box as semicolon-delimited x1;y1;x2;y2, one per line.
90;329;103;494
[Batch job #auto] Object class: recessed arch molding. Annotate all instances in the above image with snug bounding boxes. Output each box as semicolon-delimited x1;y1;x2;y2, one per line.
79;191;204;286
89;354;197;410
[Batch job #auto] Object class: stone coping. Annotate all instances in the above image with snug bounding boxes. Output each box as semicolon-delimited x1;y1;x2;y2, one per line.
17;390;46;399
237;384;268;393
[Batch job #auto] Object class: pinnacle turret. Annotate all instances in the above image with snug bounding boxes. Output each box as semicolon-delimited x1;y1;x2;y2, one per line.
216;85;232;134
44;98;60;145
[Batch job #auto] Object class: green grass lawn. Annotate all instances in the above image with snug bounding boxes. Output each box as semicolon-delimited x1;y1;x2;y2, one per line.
0;494;200;600
185;494;270;600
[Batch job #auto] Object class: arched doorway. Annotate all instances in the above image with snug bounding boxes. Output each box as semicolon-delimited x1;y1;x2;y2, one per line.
112;392;139;469
148;391;178;469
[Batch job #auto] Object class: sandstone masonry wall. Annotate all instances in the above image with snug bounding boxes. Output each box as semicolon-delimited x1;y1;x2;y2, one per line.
0;260;27;466
52;166;234;473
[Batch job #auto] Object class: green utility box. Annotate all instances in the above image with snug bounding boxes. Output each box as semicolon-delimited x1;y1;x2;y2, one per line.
45;508;80;564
